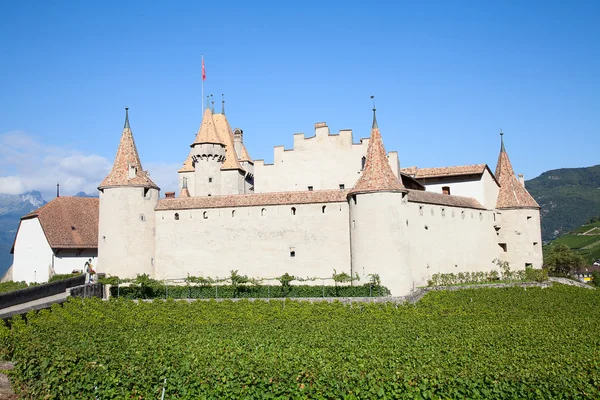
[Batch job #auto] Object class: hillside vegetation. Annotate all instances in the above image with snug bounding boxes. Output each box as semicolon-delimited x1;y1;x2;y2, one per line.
526;164;600;242
550;218;600;264
2;285;600;398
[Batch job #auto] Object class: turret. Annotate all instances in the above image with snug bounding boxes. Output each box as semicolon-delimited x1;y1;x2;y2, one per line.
494;131;543;270
190;100;226;196
97;108;160;278
348;104;411;295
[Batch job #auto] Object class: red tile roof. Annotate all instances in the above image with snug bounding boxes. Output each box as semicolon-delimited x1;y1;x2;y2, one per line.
495;139;539;209
156;189;348;210
192;108;225;146
16;197;99;250
349;111;406;195
407;190;486;210
213;113;244;171
401;164;487;179
99;111;159;190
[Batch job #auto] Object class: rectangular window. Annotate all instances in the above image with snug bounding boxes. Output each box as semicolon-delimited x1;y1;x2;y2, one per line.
209;177;213;183
498;243;507;252
308;186;313;191
527;216;532;220
339;184;345;190
290;247;296;258
525;263;533;269
442;186;450;195
143;187;150;198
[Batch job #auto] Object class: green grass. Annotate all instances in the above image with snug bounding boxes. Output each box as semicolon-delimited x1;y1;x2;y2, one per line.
3;285;600;398
554;234;600;249
570;220;600;234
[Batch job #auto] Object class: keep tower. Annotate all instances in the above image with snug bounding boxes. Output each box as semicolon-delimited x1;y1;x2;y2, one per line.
97;108;160;278
348;107;412;295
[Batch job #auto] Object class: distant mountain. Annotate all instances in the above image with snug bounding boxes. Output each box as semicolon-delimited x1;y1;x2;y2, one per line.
74;191;99;198
526;165;600;242
0;191;47;278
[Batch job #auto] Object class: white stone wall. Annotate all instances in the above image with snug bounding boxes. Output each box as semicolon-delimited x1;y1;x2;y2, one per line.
404;202;500;287
419;170;499;210
496;208;543;270
221;169;245;195
97;187;158;279
12;218;53;283
53;249;97;275
193;144;226;196
254;126;399;193
154;202;351;281
349;192;412;295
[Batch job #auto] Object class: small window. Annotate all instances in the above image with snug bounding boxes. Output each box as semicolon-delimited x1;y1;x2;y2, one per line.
143;187;150;198
291;207;296;215
139;214;145;222
525;263;533;269
203;211;208;219
174;213;179;221
479;212;483;220
442;186;450;195
499;243;507;252
533;242;539;248
339;184;345;190
261;208;266;216
209;177;213;183
527;216;532;220
208;194;211;197
232;210;235;218
419;205;424;216
461;211;465;219
361;156;366;170
290;247;296;258
424;225;429;230
308;186;313;191
441;208;446;217
322;205;326;213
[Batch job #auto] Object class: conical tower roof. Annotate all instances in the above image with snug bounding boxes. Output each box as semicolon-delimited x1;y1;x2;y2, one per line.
495;133;539;209
191;108;225;146
349;109;406;195
213;113;244;170
99;109;159;190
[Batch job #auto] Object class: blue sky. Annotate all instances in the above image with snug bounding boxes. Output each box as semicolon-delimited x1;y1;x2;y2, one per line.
0;0;598;199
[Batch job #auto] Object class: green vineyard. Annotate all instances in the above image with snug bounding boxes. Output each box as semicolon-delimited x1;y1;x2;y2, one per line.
2;285;600;398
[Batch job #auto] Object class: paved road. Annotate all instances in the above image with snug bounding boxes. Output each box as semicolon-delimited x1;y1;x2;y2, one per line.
0;292;69;320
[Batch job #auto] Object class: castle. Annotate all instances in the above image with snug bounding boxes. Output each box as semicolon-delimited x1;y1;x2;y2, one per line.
9;100;543;296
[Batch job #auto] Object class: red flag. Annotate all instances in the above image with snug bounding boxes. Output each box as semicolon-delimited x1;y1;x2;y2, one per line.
202;57;206;81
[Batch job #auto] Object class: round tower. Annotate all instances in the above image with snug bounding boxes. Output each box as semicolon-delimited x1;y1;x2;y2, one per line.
191;102;226;196
97;108;160;279
349;107;412;296
494;132;543;270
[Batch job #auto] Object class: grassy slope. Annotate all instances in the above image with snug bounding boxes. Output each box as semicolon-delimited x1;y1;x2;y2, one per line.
552;220;600;263
526;164;600;242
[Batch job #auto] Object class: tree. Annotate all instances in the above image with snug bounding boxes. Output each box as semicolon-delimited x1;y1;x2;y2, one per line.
543;243;586;276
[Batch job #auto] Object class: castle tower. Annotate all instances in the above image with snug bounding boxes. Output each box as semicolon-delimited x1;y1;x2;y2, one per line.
212;100;246;195
189;103;226;196
348;107;411;295
494;132;543;269
97;108;160;278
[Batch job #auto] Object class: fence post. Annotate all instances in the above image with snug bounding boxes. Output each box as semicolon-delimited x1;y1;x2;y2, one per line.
268;282;270;299
164;280;167;299
322;279;325;298
216;277;218;299
117;279;120;298
161;378;167;400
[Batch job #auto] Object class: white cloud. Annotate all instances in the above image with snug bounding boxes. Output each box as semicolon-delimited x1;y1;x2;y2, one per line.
0;131;179;199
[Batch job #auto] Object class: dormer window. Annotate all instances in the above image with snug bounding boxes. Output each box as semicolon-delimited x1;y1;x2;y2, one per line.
442;186;450;195
128;164;137;179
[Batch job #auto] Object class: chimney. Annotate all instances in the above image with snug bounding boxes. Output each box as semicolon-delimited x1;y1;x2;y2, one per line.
165;191;175;199
233;128;243;156
518;174;525;187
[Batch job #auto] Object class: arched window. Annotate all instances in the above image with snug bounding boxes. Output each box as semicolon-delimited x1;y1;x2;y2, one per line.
322;205;326;214
174;213;179;221
361;156;366;170
232;210;236;218
291;207;296;216
203;211;208;219
261;208;266;216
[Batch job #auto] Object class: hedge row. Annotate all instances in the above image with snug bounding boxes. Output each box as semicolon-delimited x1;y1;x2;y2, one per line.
110;284;390;299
